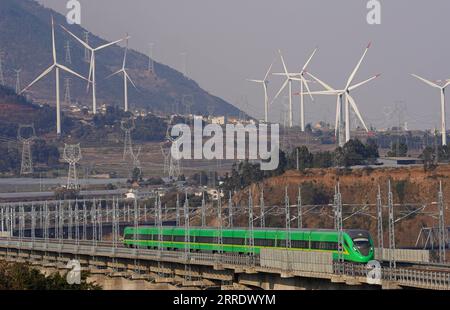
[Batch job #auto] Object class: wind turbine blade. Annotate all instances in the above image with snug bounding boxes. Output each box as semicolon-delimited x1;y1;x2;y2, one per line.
272;73;293;76
335;96;340;135
278;50;289;76
270;79;289;105
348;74;381;91
51;16;56;64
301;47;318;72
122;47;128;70
264;58;276;81
126;71;137;89
411;74;440;88
246;79;264;83
294;90;339;96
347;94;369;132
95;37;128;51
301;76;314;101
61;25;92;50
105;69;123;79
20;65;54;94
345;42;371;89
306;72;335;91
87;53;94;92
57;64;88;81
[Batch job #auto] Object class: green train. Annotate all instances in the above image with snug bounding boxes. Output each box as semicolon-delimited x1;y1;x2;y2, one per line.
123;227;374;263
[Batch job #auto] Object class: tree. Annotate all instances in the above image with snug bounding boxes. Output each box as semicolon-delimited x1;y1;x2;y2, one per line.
420;146;437;171
0;261;101;290
290;146;313;170
387;142;408;157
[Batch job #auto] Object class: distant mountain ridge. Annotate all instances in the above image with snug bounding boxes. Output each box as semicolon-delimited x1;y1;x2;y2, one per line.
0;0;241;116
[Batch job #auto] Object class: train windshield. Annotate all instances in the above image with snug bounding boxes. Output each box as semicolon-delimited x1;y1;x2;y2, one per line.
353;238;371;256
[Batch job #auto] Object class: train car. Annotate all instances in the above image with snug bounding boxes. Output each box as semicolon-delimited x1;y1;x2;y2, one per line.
123;227;374;263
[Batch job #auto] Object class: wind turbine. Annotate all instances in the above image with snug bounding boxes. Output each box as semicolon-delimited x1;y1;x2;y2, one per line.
20;17;87;136
61;25;129;115
246;59;274;122
270;50;303;128
301;43;380;146
273;48;317;131
106;37;137;112
412;74;450;146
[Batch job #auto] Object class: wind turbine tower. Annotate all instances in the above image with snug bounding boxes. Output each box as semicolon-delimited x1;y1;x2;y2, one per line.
63;144;82;190
411;74;450;146
271;50;314;128
305;43;379;146
107;37;136;112
21;17;87;136
275;48;318;131
18;124;36;175
62;25;129;115
247;59;274;123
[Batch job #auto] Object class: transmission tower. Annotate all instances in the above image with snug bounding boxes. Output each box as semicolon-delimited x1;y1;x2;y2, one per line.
121;119;135;161
64;78;72;105
160;145;170;176
285;187;291;249
260;187;265;228
18;124;36;175
148;43;155;75
438;181;446;264
297;186;303;229
248;189;255;259
387;180;396;271
83;32;90;63
376;185;384;252
65;40;72;64
335;183;344;267
0;51;5;85
14;69;21;94
130;146;142;178
63;144;82;190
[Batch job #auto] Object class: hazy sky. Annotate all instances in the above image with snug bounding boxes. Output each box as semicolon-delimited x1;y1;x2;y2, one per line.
37;0;450;130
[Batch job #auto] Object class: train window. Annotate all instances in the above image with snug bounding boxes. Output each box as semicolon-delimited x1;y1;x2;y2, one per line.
174;236;184;242
292;240;307;249
223;237;234;245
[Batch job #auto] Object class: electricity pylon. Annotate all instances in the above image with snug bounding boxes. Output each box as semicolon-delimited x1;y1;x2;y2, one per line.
63;144;82;190
18;124;36;175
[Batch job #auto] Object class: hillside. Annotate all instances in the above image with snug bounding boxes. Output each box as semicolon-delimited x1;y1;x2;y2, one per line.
0;0;241;116
233;166;450;249
0;85;61;137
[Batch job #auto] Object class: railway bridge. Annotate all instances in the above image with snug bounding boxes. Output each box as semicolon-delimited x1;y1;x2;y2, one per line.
0;181;449;290
0;237;449;290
